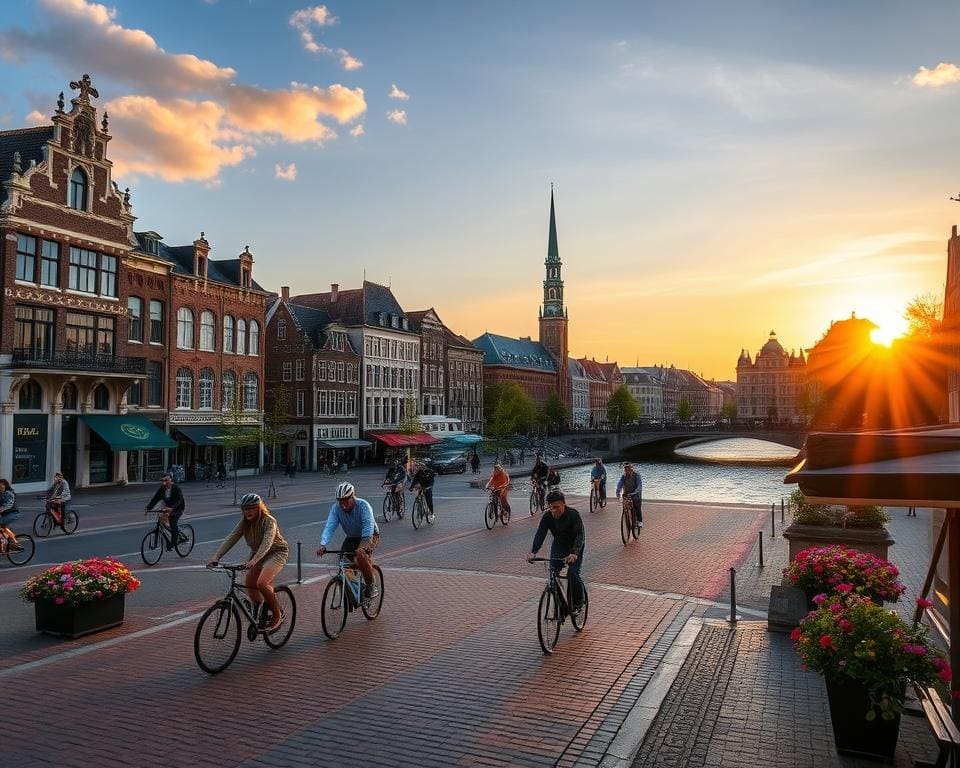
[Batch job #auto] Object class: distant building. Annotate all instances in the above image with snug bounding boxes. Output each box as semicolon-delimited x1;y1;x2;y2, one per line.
568;358;590;427
736;331;807;423
443;327;484;433
621;367;663;422
473;332;557;408
947;226;960;422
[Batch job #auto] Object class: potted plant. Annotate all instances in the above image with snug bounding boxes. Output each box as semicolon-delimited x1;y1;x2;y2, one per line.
784;545;906;609
21;557;141;638
791;595;952;760
782;489;894;562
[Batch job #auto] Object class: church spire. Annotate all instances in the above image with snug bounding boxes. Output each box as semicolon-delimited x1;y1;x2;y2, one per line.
546;183;560;264
541;185;564;318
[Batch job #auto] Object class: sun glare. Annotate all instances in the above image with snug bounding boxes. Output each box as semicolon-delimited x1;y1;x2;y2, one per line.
869;315;908;347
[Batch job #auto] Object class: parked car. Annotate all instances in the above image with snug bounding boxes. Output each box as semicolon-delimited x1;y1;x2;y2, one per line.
425;452;467;474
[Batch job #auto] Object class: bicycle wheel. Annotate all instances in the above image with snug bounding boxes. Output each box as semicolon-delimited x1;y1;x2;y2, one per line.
381;495;393;523
263;585;297;648
589;488;597;513
361;565;384;620
411;497;424;530
529;490;538;516
396;493;404;519
621;508;631;545
425;500;435;525
484;501;498;530
140;529;163;566
500;503;510;525
537;586;561;654
194;600;242;674
176;524;195;557
7;534;35;566
570;582;589;631
62;509;79;534
34;513;54;538
321;577;348;639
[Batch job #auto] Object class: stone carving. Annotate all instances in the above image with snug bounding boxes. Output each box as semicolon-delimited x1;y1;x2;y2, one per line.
57;92;65;113
69;74;99;103
101;110;109;133
72;111;95;157
11;151;21;175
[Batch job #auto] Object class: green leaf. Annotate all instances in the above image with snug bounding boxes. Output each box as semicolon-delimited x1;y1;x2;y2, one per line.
864;710;876;721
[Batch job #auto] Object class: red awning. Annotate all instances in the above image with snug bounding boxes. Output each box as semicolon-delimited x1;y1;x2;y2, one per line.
370;432;440;448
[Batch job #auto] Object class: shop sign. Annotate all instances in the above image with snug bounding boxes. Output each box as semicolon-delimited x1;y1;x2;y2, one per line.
13;414;47;483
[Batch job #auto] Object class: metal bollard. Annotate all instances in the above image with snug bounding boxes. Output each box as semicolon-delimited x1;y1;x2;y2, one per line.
771;503;776;538
729;567;738;623
297;541;302;584
758;529;764;568
781;497;785;524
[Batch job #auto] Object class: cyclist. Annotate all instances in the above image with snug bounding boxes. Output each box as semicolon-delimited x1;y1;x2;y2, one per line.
408;461;436;518
547;467;561;489
383;459;406;515
526;489;585;612
0;479;23;552
145;472;186;551
485;462;511;518
530;453;549;511
42;470;72;525
317;482;381;601
207;493;289;632
590;459;607;504
616;462;643;529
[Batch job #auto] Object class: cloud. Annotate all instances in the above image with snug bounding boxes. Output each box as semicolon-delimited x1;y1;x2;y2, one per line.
288;4;362;71
25;109;47;125
0;0;365;181
386;109;407;125
389;83;409;100
340;52;362;71
350;124;364;137
912;62;960;88
274;162;297;181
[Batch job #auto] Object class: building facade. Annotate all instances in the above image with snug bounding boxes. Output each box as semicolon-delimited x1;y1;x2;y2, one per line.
408;309;447;417
736;331;807;423
621;368;664;422
444;327;484;433
473;332;558;408
568;358;590;427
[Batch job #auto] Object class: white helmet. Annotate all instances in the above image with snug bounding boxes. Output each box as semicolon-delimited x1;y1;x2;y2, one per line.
335;482;355;500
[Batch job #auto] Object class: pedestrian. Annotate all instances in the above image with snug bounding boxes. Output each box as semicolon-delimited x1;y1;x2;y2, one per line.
471;452;481;474
907;507;917;517
145;472;186;551
519;449;525;465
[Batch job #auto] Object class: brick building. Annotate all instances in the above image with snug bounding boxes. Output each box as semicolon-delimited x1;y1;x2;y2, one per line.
473;332;557;408
407;308;447;416
445;327;484;433
576;358;612;428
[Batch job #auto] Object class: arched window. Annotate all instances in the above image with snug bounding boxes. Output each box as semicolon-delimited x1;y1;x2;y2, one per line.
176;307;194;349
198;368;215;409
248;320;260;355
223;315;235;354
69;168;88;210
548;288;557;300
176;368;193;409
19;380;42;410
62;383;78;410
236;319;247;356
221;371;236;410
199;311;216;351
243;372;258;411
92;384;109;411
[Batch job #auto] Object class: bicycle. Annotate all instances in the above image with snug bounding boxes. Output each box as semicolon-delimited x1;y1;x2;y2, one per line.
194;564;297;674
410;487;434;530
529;481;546;516
141;510;196;565
0;528;35;566
589;480;606;513
319;549;384;640
33;499;79;537
484;488;510;529
620;495;641;544
381;483;405;523
529;556;588;654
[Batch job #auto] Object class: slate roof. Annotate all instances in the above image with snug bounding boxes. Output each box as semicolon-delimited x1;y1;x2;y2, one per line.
568;358;588;379
288;303;332;344
292;281;414;331
133;233;266;291
472;332;557;372
0;126;54;205
444;326;482;353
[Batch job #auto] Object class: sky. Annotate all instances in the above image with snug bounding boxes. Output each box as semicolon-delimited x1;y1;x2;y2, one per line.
1;0;958;379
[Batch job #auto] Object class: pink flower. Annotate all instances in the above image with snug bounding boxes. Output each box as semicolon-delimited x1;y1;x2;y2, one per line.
940;666;953;683
829;603;844;613
819;634;834;649
54;597;64;605
917;597;934;609
790;627;802;642
836;583;853;594
812;593;828;605
838;619;853;633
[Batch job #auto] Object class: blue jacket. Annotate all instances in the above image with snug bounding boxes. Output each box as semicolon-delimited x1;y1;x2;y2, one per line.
590;465;606;481
616;473;642;498
320;497;379;546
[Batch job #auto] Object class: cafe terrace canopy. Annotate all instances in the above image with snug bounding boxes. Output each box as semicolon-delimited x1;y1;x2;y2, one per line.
80;415;177;451
369;432;440;448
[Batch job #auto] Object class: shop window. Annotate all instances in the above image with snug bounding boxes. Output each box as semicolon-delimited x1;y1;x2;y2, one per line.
62;383;78;410
92;384;110;411
19;380;42;410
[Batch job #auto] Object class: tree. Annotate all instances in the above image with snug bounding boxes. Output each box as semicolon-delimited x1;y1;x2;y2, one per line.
607;386;640;430
720;402;738;425
676;398;693;424
484;382;537;446
541;392;568;435
904;292;943;338
261;386;291;470
219;391;262;505
399;393;420;434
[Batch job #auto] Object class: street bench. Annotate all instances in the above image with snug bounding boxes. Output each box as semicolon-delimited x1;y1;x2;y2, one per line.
913;685;960;768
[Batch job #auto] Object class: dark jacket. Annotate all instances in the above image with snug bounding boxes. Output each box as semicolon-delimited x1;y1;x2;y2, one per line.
409;468;435;489
147;483;185;515
385;465;406;484
531;460;549;481
531;506;585;556
547;470;561;486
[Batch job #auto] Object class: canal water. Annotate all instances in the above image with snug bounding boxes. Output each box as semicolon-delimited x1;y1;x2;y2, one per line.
556;438;797;506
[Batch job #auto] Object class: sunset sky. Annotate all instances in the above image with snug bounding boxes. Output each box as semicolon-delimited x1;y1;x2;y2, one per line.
1;0;958;379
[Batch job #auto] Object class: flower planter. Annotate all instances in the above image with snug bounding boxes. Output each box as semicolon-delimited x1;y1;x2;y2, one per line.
35;594;125;639
783;522;894;564
825;676;901;761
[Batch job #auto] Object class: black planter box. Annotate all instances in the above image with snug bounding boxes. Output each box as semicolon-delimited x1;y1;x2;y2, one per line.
35;594;125;639
825;676;901;761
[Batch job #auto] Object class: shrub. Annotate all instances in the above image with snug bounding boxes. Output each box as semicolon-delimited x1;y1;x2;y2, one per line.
784;545;905;603
20;557;141;606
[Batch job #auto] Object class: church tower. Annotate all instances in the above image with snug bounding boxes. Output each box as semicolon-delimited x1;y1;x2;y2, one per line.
538;186;570;411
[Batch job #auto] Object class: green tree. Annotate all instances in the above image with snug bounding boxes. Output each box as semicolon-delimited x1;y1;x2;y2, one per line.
399;393;420;434
607;386;640;430
541;392;568;435
261;386;291;470
904;292;943;338
484;382;537;446
676;398;693;424
720;402;738;424
219;390;262;505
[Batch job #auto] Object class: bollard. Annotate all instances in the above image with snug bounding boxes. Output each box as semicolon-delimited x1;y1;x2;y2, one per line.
781;497;785;524
771;503;776;538
297;541;302;584
758;529;764;568
729;567;738;623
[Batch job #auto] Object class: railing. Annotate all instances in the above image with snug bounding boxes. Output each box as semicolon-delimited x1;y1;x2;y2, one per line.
11;348;146;374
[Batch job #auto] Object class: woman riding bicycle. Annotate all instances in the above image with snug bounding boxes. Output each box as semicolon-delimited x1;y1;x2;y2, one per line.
485;462;511;516
0;479;23;552
207;493;289;632
590;459;607;503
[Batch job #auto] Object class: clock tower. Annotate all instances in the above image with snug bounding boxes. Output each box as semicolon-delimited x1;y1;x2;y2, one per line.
538;186;570;412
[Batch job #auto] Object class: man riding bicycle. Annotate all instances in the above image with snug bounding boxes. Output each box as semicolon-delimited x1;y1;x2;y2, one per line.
317;482;381;601
42;471;72;524
590;459;607;503
530;454;549;509
145;472;185;551
526;489;585;612
408;461;436;517
616;463;643;529
383;459;406;511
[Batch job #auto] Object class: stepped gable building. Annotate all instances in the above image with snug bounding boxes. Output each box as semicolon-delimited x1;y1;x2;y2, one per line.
407;308;447;417
576;357;611;428
264;288;363;472
736;330;807;424
947;226;960;422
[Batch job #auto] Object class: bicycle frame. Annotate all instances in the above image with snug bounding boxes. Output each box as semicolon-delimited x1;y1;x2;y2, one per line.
325;550;363;608
531;557;575;616
210;565;260;628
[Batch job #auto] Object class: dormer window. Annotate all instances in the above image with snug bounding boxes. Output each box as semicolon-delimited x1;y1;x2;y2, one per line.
241;268;251;288
144;238;159;256
390;314;399;329
197;256;206;278
402;318;409;330
69;168;88;210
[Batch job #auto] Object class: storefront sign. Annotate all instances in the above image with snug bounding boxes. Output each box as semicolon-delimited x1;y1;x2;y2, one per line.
4;286;128;316
13;414;47;483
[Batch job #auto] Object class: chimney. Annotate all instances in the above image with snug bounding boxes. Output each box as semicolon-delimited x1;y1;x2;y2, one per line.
331;283;339;302
954;225;958;238
281;286;290;302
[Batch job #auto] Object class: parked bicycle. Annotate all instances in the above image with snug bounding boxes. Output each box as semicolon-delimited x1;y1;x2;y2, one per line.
588;479;606;513
141;510;195;565
1;529;35;566
529;556;588;654
194;563;297;674
33;498;79;537
484;488;510;529
319;549;384;640
529;481;546;516
381;482;405;523
410;487;434;530
620;496;641;544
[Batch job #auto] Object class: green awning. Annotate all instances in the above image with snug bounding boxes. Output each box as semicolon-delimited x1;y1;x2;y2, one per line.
174;425;225;446
81;415;177;450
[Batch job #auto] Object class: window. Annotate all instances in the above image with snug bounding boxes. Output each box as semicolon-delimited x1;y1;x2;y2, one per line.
92;384;109;411
19;380;42;410
40;240;60;287
236;319;247;355
249;321;259;355
66;312;114;356
149;300;163;343
223;316;235;353
16;234;36;282
176;368;193;409
278;319;286;341
199;368;215;409
282;362;292;382
295;359;305;381
244;372;258;411
221;371;236;410
129;377;142;407
177;307;194;349
328;362;336;381
337;361;344;382
62;383;78;410
69;168;88;210
15;306;55;357
318;362;326;381
128;297;143;342
296;391;305;417
100;254;117;297
147;361;163;407
68;247;97;293
199;310;215;351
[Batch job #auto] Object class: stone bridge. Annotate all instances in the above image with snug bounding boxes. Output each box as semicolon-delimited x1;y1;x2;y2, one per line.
569;429;805;460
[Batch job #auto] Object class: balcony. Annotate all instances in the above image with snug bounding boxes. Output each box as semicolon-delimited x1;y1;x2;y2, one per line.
11;349;146;375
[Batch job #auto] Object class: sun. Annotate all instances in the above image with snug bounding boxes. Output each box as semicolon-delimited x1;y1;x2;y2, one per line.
868;312;908;347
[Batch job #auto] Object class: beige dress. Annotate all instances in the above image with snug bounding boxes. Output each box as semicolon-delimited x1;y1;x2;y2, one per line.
214;514;289;571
